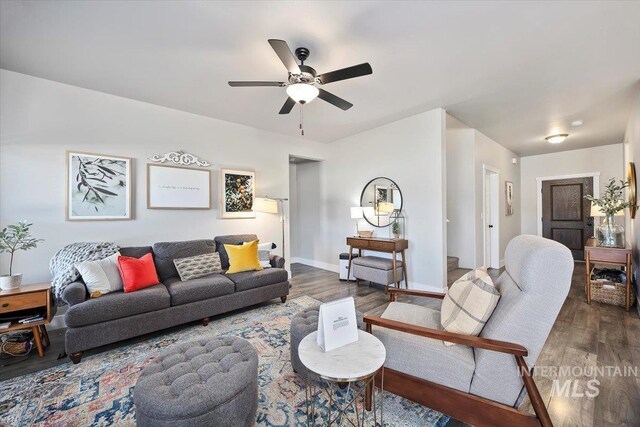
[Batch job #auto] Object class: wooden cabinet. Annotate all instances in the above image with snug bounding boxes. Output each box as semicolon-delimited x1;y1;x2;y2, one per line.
0;283;53;356
584;239;633;312
346;237;409;288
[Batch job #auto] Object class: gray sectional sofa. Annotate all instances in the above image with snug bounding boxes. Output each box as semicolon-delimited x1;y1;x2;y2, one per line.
61;234;289;363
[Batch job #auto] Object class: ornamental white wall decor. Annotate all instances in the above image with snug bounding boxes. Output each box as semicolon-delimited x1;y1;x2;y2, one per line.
148;150;211;167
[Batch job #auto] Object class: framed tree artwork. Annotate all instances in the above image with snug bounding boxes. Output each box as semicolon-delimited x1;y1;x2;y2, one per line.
505;181;514;216
66;151;132;220
220;169;255;218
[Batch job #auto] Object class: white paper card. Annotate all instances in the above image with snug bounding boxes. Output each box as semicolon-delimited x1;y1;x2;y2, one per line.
317;296;359;352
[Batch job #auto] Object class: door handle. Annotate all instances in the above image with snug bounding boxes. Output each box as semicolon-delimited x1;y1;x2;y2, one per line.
488;225;494;228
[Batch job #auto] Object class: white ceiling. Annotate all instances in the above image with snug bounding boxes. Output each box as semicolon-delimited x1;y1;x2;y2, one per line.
1;1;639;156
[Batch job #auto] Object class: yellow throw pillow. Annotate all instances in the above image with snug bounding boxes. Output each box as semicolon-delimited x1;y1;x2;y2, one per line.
225;240;263;274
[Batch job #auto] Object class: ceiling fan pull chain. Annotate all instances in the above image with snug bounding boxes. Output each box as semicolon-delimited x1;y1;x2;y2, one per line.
300;104;304;136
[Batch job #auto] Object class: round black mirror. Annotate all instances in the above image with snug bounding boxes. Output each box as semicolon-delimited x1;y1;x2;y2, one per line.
359;177;403;228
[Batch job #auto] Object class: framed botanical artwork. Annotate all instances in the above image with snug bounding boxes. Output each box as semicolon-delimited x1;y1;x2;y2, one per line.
147;164;211;209
66;151;132;221
505;181;514;216
221;169;255;218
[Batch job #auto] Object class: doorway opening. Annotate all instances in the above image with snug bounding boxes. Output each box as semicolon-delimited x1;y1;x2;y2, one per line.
289;155;322;269
483;165;500;269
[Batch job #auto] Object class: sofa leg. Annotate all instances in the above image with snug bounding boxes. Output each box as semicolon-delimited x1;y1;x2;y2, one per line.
202;317;209;326
69;352;83;364
281;296;287;303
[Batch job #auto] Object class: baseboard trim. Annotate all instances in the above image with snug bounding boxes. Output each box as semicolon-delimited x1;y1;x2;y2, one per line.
291;257;339;273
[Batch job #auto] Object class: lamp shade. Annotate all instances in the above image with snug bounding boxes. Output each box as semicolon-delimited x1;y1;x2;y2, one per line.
590;203;623;217
286;83;319;104
351;207;363;219
254;197;278;214
377;202;394;214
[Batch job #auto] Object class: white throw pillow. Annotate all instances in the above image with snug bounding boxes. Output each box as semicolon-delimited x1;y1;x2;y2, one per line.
244;241;274;268
440;268;500;346
75;251;123;298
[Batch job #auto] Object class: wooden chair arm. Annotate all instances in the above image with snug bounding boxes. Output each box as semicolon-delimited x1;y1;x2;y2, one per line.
387;288;446;301
364;316;528;357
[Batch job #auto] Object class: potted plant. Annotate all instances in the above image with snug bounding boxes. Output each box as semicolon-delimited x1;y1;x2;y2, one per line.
585;178;634;248
0;221;43;290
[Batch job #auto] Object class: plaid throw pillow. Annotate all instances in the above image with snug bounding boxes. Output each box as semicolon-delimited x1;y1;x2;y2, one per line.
440;268;500;346
173;252;223;281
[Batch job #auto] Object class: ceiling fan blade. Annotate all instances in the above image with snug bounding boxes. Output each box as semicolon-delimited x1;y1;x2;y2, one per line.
268;39;301;74
317;63;373;85
279;97;296;115
228;81;286;87
317;89;353;110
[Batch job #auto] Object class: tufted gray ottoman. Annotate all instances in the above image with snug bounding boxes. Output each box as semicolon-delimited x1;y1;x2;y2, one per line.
133;336;258;427
290;306;365;378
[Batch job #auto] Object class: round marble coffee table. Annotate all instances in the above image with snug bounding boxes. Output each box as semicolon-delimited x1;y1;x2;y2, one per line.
298;330;386;426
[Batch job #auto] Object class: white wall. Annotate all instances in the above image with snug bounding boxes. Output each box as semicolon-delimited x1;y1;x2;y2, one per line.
474;131;521;267
291;161;324;264
445;114;521;269
0;70;328;283
288;163;299;258
446;116;476;268
520;144;624;235
317;109;448;291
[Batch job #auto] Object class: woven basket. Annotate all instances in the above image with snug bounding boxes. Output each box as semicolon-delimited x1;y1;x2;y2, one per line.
590;278;635;307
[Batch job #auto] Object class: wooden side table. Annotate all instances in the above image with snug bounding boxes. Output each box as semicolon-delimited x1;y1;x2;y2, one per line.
0;282;53;356
584;239;633;312
346;237;409;288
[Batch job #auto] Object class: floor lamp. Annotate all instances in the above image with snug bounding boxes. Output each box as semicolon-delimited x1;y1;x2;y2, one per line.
254;197;289;258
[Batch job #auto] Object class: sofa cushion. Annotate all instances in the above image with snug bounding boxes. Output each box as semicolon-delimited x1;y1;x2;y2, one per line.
225;240;263;274
372;301;475;393
173;252;223;281
164;275;235;306
226;268;288;292
65;284;170;327
441;268;499;346
153;240;217;282
120;246;153;259
214;234;258;270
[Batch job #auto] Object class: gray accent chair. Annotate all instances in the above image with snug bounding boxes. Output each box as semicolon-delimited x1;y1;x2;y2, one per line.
364;235;574;427
61;235;288;363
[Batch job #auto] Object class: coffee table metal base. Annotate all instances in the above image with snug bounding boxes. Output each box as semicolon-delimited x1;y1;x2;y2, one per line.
304;368;384;427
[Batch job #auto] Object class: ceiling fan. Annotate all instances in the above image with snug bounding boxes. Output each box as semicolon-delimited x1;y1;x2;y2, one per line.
228;39;373;115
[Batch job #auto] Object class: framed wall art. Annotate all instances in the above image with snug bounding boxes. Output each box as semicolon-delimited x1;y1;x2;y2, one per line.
66;151;132;221
505;181;514;216
221;169;255;218
147;164;211;209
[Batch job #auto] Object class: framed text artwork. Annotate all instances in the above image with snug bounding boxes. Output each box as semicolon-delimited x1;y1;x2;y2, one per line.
66;151;132;221
221;169;255;218
147;164;211;209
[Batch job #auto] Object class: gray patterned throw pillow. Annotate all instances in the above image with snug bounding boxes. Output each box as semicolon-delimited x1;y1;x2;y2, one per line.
173;252;223;281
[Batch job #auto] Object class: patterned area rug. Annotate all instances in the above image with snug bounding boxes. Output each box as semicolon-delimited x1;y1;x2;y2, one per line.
0;296;450;426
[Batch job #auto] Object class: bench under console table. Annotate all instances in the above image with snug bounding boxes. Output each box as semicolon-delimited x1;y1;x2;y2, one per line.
346;237;408;289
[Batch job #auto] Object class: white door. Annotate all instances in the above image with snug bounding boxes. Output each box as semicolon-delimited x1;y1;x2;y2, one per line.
483;166;500;269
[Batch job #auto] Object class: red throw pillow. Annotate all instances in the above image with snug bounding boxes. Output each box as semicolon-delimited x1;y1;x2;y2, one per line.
117;253;160;293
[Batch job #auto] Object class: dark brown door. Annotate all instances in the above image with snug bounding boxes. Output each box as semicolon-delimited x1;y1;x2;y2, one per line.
542;177;594;260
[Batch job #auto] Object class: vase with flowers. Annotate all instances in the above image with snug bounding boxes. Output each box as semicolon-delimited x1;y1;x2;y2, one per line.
585;178;634;248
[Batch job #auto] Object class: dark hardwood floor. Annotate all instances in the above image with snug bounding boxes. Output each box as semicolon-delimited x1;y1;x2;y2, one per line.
1;262;639;427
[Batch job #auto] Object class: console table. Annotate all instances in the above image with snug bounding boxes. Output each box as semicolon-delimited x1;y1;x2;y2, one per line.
584;239;633;312
346;237;408;288
0;283;53;357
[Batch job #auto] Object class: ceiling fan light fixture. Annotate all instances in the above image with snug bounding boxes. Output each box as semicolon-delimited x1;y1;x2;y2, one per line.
286;83;319;104
545;133;568;144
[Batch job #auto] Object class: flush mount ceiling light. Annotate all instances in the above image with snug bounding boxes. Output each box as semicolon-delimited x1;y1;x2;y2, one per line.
545;134;569;144
286;83;319;104
571;119;584;127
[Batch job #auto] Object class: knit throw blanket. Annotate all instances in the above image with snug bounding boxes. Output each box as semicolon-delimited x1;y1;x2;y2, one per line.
50;242;120;303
